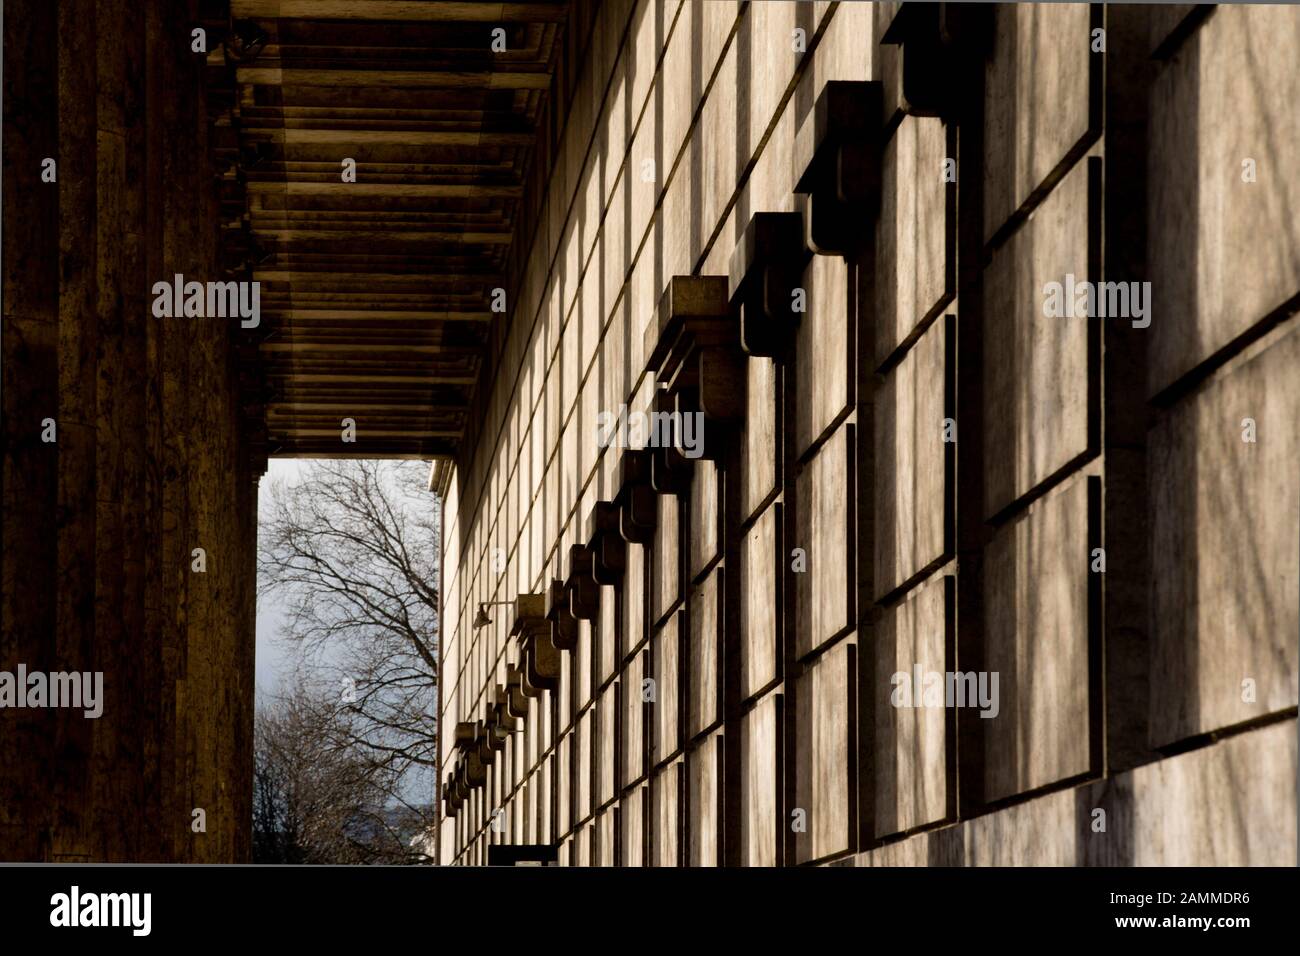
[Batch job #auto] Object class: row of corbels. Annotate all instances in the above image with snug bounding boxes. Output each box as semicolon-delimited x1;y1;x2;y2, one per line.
445;659;530;816
446;589;556;816
444;75;894;820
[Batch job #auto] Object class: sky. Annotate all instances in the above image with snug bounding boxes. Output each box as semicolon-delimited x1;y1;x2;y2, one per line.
254;458;310;702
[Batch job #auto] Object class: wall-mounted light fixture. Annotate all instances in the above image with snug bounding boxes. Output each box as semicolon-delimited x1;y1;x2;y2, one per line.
226;19;270;63
473;600;514;630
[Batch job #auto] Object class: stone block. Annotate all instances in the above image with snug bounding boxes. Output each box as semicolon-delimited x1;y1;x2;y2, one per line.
793;639;856;863
983;2;1096;239
740;502;782;701
874;573;952;837
875;318;950;597
739;690;782;867
983;158;1096;517
795;420;855;658
983;473;1095;803
1147;4;1300;395
1150;324;1300;746
875;115;952;365
688;566;723;739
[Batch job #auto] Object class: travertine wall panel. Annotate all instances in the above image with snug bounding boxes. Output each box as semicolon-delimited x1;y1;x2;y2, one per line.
576;617;594;710
623;542;647;658
849;720;1296;867
795;254;853;454
557;732;573;838
793;641;855;864
1149;325;1300;747
739;504;781;702
689;459;721;580
538;756;553;845
576;710;592;823
740;359;780;522
621;650;647;788
1147;4;1300;396
622;785;646;867
688;568;722;739
687;730;723;867
596;807;616;866
874;575;951;838
597;683;617;808
739;692;781;867
652;493;681;625
651;612;682;766
874;319;949;598
983;474;1094;803
650;760;682;867
983;159;1094;517
983;2;1096;240
875;115;951;365
794;422;854;659
597;586;617;687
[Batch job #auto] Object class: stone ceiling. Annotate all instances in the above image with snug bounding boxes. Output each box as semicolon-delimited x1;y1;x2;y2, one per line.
205;1;572;462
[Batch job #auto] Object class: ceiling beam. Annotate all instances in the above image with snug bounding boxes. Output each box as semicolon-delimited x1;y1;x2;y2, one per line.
236;68;552;90
260;309;492;321
251;129;535;147
269;428;462;439
250;227;513;244
231;2;567;23
247;182;522;198
269;402;468;412
270;372;479;385
259;343;479;353
269;450;446;460
253;270;501;283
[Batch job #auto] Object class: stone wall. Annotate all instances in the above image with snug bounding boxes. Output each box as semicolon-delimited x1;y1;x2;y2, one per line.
438;2;1298;866
1;0;258;861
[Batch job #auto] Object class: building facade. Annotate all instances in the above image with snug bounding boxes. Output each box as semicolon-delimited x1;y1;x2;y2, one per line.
437;2;1300;866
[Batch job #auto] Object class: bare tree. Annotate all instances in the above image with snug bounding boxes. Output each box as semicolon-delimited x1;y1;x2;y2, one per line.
257;459;439;862
253;680;429;864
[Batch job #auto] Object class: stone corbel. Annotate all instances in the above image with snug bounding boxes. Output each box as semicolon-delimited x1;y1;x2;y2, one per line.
453;721;477;752
728;212;810;359
645;275;747;458
585;501;626;585
565;544;600;621
454;760;472;801
793;81;882;256
484;717;509;754
466;737;489;786
512;593;559;695
474;722;496;766
614;450;657;543
647;389;694;496
491;686;518;734
881;2;992;119
444;771;460;816
484;695;514;749
505;664;529;719
450;720;490;789
545;578;579;652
